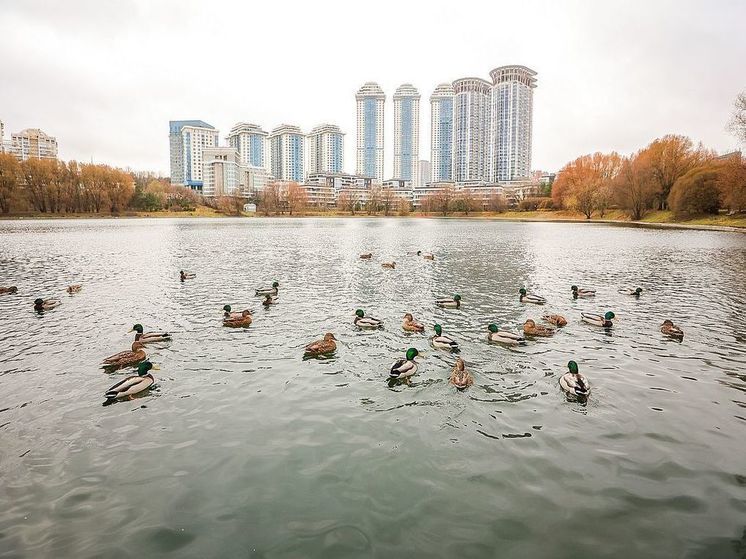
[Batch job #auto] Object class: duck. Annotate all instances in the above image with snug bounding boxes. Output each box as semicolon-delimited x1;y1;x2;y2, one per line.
431;324;459;351
0;286;18;294
67;284;82;294
179;270;196;282
523;319;555;337
262;294;278;306
571;285;595;298
487;323;525;346
449;358;474;390
33;298;61;311
402;313;425;332
304;333;337;356
417;250;435;260
543;314;568;327
389;347;420;381
103;360;158;406
621;287;643;297
130;323;171;343
354;309;383;329
582;311;615;327
436;294;461;309
360;253;372;259
101;341;147;370
559;360;591;400
382;262;396;269
255;281;279;296
223;305;252;327
660;319;684;340
519;288;546;305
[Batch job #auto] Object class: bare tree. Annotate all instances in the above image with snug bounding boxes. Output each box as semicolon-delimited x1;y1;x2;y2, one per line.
728;91;746;145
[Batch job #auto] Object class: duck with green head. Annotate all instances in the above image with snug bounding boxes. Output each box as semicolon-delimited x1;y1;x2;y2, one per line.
103;360;159;406
621;287;643;297
436;294;461;309
559;360;590;400
431;324;459;351
256;282;279;297
571;285;596;299
354;309;383;329
487;323;525;346
519;288;546;305
581;311;615;327
223;305;252;327
390;347;420;381
33;298;61;311
130;323;171;343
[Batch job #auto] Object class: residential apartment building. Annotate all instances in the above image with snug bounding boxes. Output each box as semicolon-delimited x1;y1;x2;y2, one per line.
393;84;420;184
452;77;491;183
307;124;344;174
269;124;305;182
226;122;269;171
5;128;59;160
355;82;385;182
418;160;431;187
429;83;454;182
201;147;244;197
169;120;219;188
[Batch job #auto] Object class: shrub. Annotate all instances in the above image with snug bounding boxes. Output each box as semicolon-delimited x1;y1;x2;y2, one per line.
668;167;720;217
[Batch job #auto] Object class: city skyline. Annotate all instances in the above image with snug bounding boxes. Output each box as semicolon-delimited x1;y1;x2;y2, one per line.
1;1;744;176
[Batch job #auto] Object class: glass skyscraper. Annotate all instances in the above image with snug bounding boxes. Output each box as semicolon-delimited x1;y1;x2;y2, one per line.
307;124;344;174
227;123;269;172
429;83;454;182
393;84;420;183
269;124;305;182
169;120;219;188
355;82;385;183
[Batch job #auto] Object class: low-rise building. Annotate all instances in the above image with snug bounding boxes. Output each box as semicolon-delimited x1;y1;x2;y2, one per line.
202;147;244;197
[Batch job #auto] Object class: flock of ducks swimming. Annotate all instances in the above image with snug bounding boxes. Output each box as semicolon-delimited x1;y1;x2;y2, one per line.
0;252;686;406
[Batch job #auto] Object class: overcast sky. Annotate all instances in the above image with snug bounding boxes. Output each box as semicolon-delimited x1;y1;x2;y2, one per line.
1;0;744;176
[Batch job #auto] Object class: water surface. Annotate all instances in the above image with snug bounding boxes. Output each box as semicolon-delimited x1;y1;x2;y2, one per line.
1;218;745;558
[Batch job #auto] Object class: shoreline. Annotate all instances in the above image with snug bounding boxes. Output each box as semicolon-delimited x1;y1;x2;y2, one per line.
1;211;744;233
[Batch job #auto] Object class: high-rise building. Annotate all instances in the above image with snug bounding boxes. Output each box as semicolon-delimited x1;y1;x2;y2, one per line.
201;147;244;197
7;128;58;160
307;124;344;174
418;160;431;187
227;122;269;171
269;124;305;182
355;82;385;183
452;78;491;183
429;83;454;182
488;65;537;181
393;84;420;183
169;120;219;188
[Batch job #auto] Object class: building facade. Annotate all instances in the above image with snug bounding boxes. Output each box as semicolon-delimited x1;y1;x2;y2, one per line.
488;66;537;181
429;83;454;182
269;124;305;182
169;120;219;188
355;82;385;183
393;84;420;184
201;147;244;197
6;128;59;160
452;78;491;183
418;160;431;187
307;124;344;174
226;123;269;171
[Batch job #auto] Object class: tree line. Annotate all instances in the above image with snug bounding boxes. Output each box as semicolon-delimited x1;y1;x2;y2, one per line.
551;134;746;220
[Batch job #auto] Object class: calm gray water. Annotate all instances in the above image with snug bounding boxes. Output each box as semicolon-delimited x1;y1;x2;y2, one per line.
1;218;745;558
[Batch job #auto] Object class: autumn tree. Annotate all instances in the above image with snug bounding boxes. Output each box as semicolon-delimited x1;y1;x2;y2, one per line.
259;183;280;216
552;152;622;218
337;189;360;215
668;167;721;217
488;191;507;212
613;152;659;220
286;182;307;216
454;188;478;215
728;91;746;145
380;187;396;216
0;153;21;213
715;153;746;213
366;186;381;215
430;184;455;216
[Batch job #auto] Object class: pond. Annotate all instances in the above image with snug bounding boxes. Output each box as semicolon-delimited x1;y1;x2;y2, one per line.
0;217;745;558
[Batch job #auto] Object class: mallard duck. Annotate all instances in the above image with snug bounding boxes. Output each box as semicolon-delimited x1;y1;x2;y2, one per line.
543;314;568;327
130;323;171;343
179;270;196;282
571;285;595;298
360;253;372;259
382;262;396;269
354;309;383;329
390;347;420;380
487;323;525;346
417;250;435;260
621;287;643;297
431;324;459;351
582;311;615;327
304;333;337;356
67;284;82;294
523;319;555;337
559;360;591;400
262;294;278;306
519;288;546;305
33;298;61;311
449;358;473;390
103;360;159;406
255;281;279;296
101;341;146;370
660;319;684;340
436;294;461;309
402;313;425;332
1;286;18;294
223;305;252;327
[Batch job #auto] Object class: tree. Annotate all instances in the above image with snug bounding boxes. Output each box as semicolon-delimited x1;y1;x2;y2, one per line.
728;91;746;145
0;153;21;213
715;153;746;213
488;191;507;213
337;189;360;215
286;182;307;216
668;166;721;217
397;197;411;216
258;183;280;216
380;187;396;216
613;152;659;220
454;188;478;215
366;186;381;215
553;152;622;219
430;184;455;216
